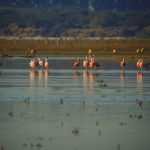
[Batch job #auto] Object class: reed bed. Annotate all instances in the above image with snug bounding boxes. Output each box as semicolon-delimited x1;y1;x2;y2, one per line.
0;37;149;57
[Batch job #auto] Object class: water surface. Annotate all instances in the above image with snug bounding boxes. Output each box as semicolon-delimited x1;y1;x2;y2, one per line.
0;57;150;150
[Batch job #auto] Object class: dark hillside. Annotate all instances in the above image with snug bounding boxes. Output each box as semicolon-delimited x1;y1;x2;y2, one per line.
0;0;150;37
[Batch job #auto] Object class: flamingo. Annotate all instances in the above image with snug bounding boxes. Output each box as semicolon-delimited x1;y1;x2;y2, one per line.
136;49;140;54
29;58;36;69
45;58;50;69
139;59;144;71
137;59;144;72
113;49;116;55
88;49;92;55
88;49;92;59
140;48;144;57
89;58;96;70
73;58;80;70
83;57;89;71
38;58;44;69
34;59;39;67
30;49;37;58
140;48;144;53
120;58;126;70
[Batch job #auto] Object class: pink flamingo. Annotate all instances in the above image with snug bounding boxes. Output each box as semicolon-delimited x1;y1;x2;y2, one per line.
120;58;126;70
73;58;80;70
34;59;39;67
137;59;144;72
29;59;36;69
38;58;44;69
45;58;50;69
83;57;89;71
139;59;144;71
89;58;96;70
88;49;92;55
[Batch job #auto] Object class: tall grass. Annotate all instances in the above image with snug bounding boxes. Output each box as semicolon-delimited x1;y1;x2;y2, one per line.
0;37;149;56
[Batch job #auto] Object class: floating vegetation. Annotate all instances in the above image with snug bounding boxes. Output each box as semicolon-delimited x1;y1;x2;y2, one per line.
30;143;34;148
8;112;13;118
35;143;42;148
97;79;108;88
96;121;99;126
137;114;142;120
98;130;101;136
49;137;53;141
0;145;4;150
22;143;28;147
136;98;143;108
72;127;79;136
66;113;70;116
119;122;126;126
24;97;30;106
59;98;64;105
117;144;121;150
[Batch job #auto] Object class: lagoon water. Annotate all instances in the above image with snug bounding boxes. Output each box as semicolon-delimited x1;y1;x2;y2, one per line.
0;57;150;150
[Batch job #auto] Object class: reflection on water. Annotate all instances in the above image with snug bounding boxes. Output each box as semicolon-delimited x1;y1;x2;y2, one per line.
89;72;95;94
29;70;38;79
45;70;50;89
0;69;149;102
0;68;150;150
29;70;50;89
38;70;44;91
29;70;38;87
137;72;143;99
73;71;80;89
73;71;80;78
82;71;98;95
120;72;125;98
83;71;89;95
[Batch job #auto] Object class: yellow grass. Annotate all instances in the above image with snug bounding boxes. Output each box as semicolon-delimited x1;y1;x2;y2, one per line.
0;37;150;58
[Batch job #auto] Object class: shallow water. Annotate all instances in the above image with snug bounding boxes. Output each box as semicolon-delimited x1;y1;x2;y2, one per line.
0;57;150;150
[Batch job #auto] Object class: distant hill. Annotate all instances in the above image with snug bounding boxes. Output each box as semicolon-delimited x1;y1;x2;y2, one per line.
0;0;150;37
0;0;150;11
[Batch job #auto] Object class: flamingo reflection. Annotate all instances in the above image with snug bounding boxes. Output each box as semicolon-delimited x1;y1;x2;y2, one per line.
73;71;80;88
29;70;38;87
29;69;50;89
137;72;144;99
30;70;38;79
120;72;125;99
73;71;80;78
45;70;50;89
83;71;89;94
39;70;44;80
89;72;95;94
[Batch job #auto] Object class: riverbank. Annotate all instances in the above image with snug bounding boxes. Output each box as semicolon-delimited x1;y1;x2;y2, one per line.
0;37;150;58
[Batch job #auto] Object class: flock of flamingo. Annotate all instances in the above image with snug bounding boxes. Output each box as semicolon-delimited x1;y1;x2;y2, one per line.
29;57;50;70
29;48;144;72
